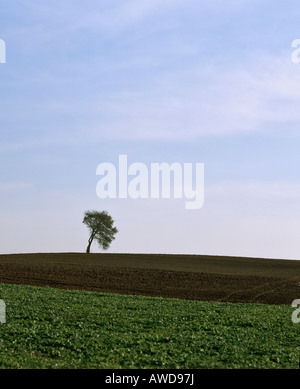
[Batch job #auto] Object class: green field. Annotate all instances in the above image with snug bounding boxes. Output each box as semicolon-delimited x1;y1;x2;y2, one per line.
0;283;299;369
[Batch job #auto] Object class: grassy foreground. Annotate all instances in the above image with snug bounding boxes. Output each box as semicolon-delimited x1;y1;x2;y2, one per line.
0;283;299;369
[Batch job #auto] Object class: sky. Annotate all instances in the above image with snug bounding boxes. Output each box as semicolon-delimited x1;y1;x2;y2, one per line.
1;0;300;259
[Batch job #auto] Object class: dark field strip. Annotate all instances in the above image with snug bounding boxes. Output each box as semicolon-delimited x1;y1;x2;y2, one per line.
1;252;300;276
0;254;299;304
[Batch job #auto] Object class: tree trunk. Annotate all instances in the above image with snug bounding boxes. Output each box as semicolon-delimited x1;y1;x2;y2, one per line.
86;231;95;253
86;241;92;254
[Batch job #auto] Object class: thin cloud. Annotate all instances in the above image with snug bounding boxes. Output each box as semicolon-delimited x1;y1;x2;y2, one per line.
85;54;300;140
206;180;300;200
0;182;33;193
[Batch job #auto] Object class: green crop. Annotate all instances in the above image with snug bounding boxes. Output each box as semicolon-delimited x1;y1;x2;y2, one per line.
0;283;298;369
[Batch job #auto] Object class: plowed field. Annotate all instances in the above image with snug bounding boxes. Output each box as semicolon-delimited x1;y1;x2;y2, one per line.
0;253;299;305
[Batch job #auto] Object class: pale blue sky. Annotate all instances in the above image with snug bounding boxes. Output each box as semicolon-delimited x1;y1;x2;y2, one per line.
1;0;300;259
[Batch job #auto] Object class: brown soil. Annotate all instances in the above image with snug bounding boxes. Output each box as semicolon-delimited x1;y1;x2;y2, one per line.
0;253;299;305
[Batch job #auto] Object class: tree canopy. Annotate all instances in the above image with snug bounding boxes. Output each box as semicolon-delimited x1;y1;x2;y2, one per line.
83;210;118;253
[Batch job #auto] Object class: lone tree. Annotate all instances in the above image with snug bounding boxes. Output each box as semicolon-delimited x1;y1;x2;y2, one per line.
83;210;118;253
